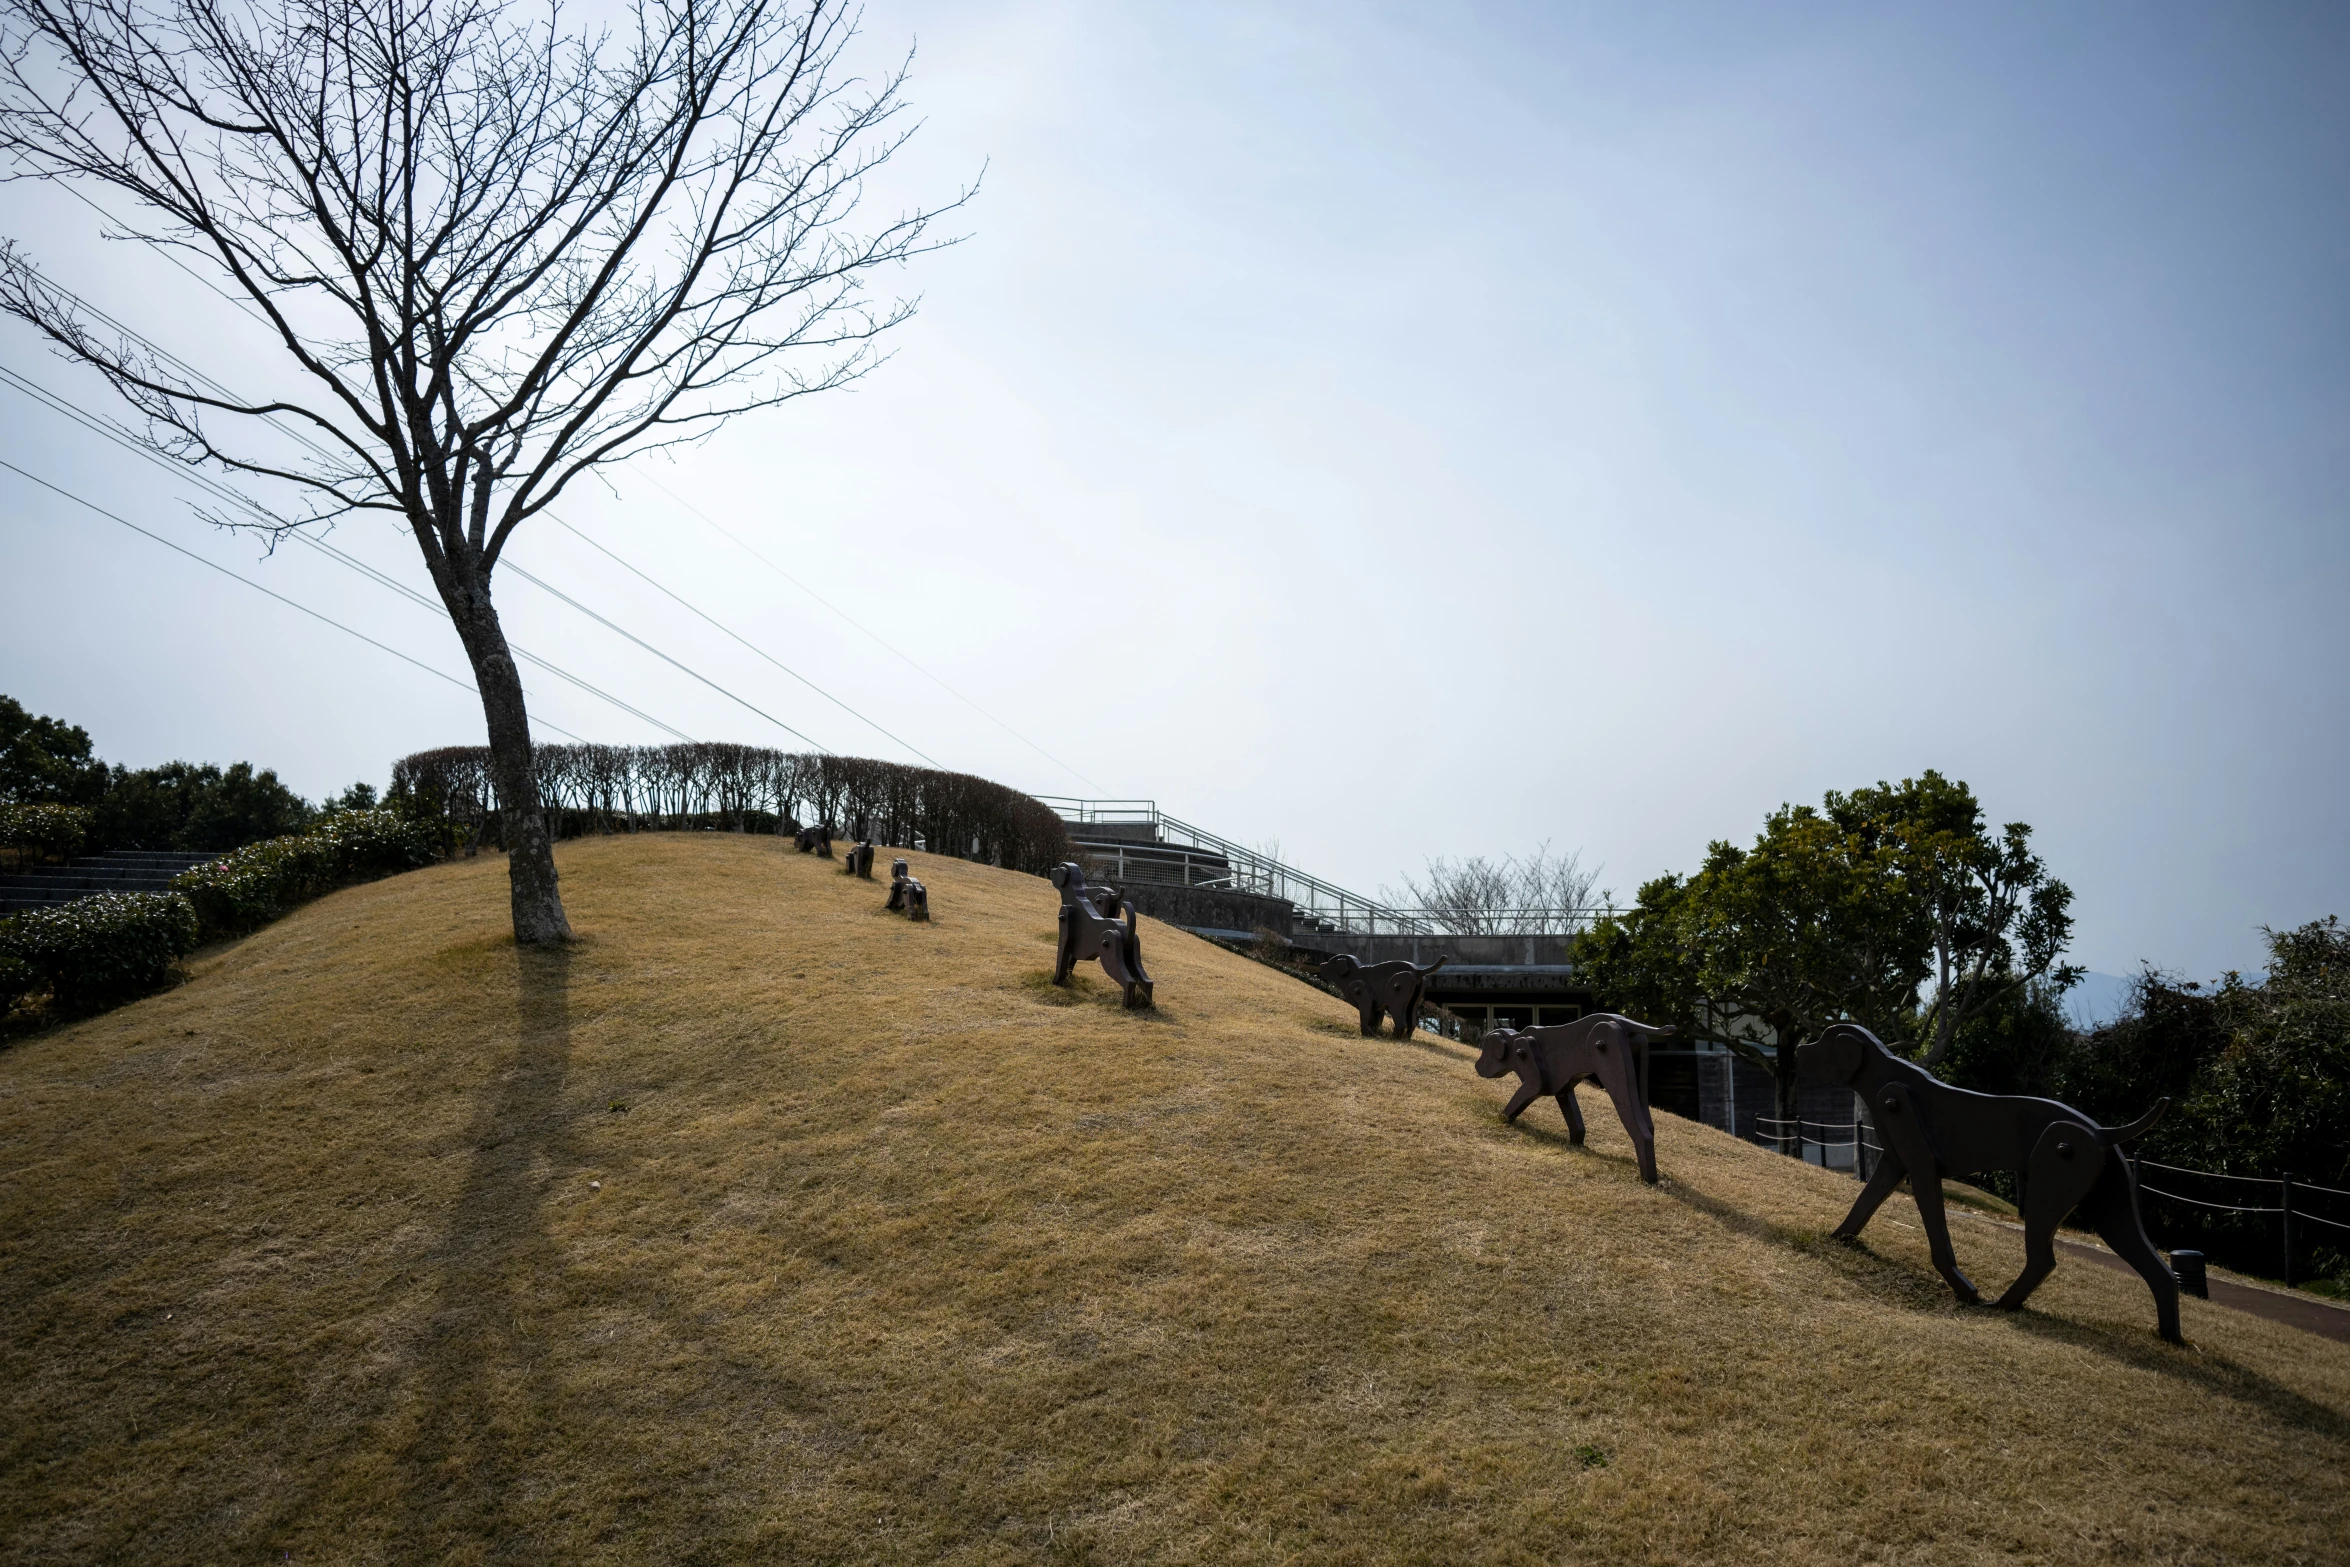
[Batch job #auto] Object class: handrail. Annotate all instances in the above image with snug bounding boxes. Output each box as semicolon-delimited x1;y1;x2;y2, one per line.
1039;796;1431;935
1038;796;1615;938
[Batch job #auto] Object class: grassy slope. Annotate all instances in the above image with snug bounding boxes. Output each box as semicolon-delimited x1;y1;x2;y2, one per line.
2;836;2346;1566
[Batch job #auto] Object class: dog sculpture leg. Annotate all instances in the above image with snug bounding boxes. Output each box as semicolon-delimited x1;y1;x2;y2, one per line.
1873;1083;1980;1303
1834;1154;1908;1242
1997;1120;2104;1313
1120;909;1153;1008
2079;1157;2184;1343
1590;1056;1659;1186
1385;977;1422;1038
1555;1084;1587;1142
1052;905;1079;986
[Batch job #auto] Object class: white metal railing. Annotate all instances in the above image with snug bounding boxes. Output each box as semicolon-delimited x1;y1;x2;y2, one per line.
1038;796;1429;936
1038;798;1621;939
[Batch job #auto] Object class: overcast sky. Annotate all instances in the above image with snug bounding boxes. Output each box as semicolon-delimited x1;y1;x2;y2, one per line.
2;0;2343;981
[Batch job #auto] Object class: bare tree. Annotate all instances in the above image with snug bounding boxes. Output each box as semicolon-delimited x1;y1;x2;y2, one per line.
0;0;962;941
1386;842;1602;936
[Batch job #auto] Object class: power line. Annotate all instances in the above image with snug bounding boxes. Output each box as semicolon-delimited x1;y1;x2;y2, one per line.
0;366;693;743
628;464;1106;792
0;455;589;746
3;278;864;757
294;531;696;744
497;558;830;752
15;220;1081;784
548;515;938;766
9;251;919;767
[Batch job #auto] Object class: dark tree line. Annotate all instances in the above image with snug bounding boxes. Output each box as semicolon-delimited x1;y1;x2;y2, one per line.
3;692;359;852
1571;771;2077;1124
2050;922;2350;1282
389;743;1073;875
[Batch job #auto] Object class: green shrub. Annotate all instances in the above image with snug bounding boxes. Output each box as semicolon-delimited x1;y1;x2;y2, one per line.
1;892;198;1012
0;938;37;1014
0;802;90;868
91;759;315;853
170;809;434;939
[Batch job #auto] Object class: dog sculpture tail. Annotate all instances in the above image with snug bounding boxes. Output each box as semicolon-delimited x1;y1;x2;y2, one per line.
1417;955;1448;977
2098;1097;2169;1148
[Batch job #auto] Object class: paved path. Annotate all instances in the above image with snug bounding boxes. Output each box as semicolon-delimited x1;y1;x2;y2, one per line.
1955;1210;2350;1344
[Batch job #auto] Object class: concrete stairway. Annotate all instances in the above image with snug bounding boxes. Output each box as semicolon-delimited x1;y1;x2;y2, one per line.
0;851;219;914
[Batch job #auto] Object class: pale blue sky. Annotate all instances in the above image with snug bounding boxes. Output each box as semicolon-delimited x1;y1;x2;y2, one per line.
1;0;2343;979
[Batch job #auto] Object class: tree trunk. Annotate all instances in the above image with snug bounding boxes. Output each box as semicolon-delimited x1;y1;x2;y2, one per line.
1773;1039;1802;1150
442;562;572;946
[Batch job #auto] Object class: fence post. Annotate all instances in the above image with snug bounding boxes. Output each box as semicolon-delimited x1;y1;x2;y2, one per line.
2282;1173;2296;1288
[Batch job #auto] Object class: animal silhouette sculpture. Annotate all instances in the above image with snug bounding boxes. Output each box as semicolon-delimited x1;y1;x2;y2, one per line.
1049;862;1152;1008
885;858;929;920
794;822;833;857
1476;1014;1670;1184
844;840;875;879
1798;1022;2180;1342
1315;953;1449;1037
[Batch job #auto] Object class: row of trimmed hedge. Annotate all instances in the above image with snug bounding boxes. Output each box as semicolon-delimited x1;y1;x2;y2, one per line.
389;743;1075;875
167;809;435;937
0;810;434;1019
0;801;90;868
0;891;198;1013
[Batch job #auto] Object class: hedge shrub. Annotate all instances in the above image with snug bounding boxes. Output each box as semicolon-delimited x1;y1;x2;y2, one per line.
170;809;434;939
0;802;90;868
0;940;36;1014
390;743;1075;874
0;892;199;1012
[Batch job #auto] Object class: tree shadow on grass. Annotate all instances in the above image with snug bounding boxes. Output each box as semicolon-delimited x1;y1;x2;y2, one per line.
372;942;869;1559
387;939;582;1557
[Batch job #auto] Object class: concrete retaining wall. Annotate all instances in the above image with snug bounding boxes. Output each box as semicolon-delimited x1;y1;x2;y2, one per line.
1115;882;1295;938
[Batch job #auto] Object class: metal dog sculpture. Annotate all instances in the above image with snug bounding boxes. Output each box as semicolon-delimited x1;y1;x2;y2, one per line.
794;822;833;857
1049;862;1152;1008
1316;953;1448;1037
1477;1014;1670;1184
1797;1022;2180;1342
844;840;875;879
885;858;929;920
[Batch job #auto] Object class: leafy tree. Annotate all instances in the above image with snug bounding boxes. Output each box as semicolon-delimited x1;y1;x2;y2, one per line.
0;695;110;805
2054;968;2227;1131
90;761;314;852
0;0;963;944
1936;978;2075;1100
1575;798;1928;1123
2057;919;2350;1281
1832;772;2081;1067
1572;773;2077;1125
1569;871;1706;1034
2187;918;2350;1189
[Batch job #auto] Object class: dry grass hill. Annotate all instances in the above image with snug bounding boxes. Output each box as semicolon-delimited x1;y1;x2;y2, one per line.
3;835;2346;1564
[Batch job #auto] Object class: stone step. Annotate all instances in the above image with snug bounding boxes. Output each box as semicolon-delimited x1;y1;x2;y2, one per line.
0;850;223;915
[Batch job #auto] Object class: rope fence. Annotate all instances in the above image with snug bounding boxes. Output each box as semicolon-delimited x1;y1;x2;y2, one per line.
2126;1158;2348;1285
2136;1185;2282;1214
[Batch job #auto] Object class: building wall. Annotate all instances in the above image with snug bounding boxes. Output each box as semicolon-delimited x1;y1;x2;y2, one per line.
1649;1049;1863;1170
1114;882;1296;938
1285;931;1574;966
